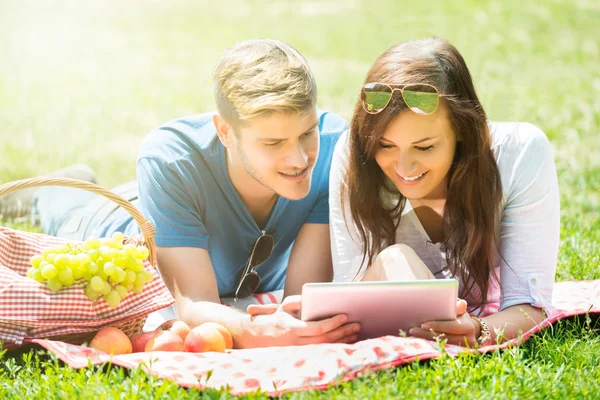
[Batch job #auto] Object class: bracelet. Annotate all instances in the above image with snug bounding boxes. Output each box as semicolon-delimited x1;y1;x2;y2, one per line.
472;316;491;345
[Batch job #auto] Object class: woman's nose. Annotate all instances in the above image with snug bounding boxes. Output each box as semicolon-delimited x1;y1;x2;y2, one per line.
395;155;418;177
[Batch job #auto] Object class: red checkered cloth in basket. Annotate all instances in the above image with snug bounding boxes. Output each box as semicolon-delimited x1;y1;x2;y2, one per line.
32;280;600;396
0;227;175;347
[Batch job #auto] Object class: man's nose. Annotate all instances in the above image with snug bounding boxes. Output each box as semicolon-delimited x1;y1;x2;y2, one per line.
285;143;309;168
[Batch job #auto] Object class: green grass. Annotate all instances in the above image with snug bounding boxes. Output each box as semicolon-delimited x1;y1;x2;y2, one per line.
1;0;599;398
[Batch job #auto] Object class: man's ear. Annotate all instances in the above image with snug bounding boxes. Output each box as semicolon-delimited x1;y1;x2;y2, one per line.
213;114;236;148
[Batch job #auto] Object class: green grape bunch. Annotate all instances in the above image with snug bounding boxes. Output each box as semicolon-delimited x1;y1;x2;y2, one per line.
26;232;154;308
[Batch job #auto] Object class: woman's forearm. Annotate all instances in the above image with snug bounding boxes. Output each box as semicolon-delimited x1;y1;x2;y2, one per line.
481;303;546;344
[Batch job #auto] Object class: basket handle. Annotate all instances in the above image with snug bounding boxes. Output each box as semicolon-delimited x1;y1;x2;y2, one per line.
0;177;157;268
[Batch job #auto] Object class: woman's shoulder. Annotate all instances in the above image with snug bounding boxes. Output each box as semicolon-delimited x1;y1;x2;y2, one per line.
489;121;552;171
489;121;549;152
489;121;555;200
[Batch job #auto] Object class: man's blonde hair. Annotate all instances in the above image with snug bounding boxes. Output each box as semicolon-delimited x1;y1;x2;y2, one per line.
213;39;317;125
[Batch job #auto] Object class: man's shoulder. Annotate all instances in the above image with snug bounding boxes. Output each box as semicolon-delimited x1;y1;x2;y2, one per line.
308;111;349;187
137;112;218;161
317;109;349;137
316;109;349;160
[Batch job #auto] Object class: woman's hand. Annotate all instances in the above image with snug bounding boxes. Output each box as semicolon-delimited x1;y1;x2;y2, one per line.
408;299;481;347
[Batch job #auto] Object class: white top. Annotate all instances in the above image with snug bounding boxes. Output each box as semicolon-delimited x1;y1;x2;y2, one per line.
329;122;560;316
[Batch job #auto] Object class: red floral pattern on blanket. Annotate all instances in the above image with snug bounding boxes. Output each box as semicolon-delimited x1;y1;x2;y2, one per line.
32;280;600;396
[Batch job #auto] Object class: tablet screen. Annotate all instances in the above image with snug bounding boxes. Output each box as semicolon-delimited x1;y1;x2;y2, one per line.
301;279;458;341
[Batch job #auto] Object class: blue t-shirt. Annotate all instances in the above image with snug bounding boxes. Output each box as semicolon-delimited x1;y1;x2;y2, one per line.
95;110;348;296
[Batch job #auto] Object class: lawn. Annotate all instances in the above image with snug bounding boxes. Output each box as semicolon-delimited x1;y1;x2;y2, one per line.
1;0;599;398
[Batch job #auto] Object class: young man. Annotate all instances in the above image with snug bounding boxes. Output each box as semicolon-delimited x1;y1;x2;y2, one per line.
18;39;359;348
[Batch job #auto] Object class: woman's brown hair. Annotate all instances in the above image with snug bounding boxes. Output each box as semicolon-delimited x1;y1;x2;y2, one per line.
345;37;502;311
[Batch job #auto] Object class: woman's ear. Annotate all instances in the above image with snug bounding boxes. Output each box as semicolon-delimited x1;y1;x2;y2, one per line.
213;114;236;148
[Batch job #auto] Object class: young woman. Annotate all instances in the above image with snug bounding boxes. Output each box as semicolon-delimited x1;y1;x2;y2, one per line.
329;37;560;346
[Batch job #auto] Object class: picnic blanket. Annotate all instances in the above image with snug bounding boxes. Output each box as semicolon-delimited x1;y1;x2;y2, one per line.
31;280;600;396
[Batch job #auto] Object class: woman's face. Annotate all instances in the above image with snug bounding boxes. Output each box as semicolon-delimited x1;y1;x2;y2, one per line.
374;101;457;201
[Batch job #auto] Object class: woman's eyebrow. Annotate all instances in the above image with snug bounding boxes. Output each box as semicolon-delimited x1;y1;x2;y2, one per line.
379;135;438;144
411;136;436;144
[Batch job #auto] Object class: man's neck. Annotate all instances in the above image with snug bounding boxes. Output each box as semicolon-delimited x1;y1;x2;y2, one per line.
226;149;278;227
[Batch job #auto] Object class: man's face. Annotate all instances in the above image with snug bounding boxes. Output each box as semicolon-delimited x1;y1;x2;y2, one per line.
374;102;457;202
232;109;320;200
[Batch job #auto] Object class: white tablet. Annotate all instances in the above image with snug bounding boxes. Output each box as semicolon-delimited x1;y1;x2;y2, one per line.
301;279;458;341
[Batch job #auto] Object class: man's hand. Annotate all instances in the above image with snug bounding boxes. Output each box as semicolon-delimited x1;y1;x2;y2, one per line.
247;295;302;319
235;304;360;348
154;246;359;349
408;299;480;347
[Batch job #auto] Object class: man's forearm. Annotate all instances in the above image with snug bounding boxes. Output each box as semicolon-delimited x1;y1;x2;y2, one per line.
177;300;252;346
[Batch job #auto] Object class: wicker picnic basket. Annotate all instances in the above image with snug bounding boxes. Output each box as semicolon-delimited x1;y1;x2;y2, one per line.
0;177;174;348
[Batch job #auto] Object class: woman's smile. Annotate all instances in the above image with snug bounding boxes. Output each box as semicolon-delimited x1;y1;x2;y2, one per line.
398;171;429;185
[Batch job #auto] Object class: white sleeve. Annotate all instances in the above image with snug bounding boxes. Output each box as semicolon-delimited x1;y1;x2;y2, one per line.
329;130;368;282
498;124;560;316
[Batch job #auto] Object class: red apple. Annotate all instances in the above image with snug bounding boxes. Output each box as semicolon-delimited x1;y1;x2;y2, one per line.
157;319;191;341
145;330;184;352
89;327;132;355
130;331;160;353
184;324;226;353
156;319;178;331
199;322;233;350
